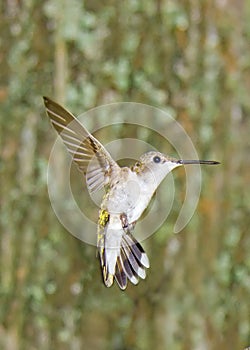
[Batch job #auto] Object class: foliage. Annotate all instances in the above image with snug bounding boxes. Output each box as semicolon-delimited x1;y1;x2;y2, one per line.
0;0;249;349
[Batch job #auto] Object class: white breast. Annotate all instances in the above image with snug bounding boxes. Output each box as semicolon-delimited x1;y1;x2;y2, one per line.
106;168;157;223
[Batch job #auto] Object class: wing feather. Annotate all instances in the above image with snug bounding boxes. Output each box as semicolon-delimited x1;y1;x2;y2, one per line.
43;97;120;193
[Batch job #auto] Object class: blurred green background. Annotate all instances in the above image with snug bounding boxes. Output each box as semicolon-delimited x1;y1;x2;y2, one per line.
1;1;250;349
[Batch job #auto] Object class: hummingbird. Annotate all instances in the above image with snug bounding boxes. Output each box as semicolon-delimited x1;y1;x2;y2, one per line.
43;97;220;290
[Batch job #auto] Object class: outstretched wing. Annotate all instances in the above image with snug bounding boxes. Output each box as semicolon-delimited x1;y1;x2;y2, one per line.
43;97;120;193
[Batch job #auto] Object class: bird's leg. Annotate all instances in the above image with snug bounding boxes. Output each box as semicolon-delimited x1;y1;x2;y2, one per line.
120;213;136;233
120;213;128;231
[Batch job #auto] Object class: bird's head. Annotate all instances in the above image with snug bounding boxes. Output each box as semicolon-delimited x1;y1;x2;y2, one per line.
134;151;220;188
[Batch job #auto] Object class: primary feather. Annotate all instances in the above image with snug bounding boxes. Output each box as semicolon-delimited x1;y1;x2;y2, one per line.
43;96;119;193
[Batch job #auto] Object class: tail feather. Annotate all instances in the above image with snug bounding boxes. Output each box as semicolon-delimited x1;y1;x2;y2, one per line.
114;256;127;290
99;231;150;290
123;233;150;268
121;240;146;279
120;249;139;285
115;233;149;288
99;247;114;288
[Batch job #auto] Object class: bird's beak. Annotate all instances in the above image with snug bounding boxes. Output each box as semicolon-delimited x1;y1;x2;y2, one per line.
177;159;220;165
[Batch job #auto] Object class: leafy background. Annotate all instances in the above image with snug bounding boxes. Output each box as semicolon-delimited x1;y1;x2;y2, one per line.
0;1;250;349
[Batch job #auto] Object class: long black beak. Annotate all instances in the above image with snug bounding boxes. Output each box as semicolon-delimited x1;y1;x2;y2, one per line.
177;159;220;165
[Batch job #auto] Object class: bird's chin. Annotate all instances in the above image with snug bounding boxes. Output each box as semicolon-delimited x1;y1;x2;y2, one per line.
160;162;182;175
143;162;181;188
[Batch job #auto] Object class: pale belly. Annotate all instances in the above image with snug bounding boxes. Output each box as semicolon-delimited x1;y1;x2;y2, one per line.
104;170;155;224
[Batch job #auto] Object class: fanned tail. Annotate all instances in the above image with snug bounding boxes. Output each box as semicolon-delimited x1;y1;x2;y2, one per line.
118;233;150;287
99;231;150;290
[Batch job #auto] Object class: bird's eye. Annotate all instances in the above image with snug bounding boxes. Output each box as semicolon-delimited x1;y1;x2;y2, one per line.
153;156;161;163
